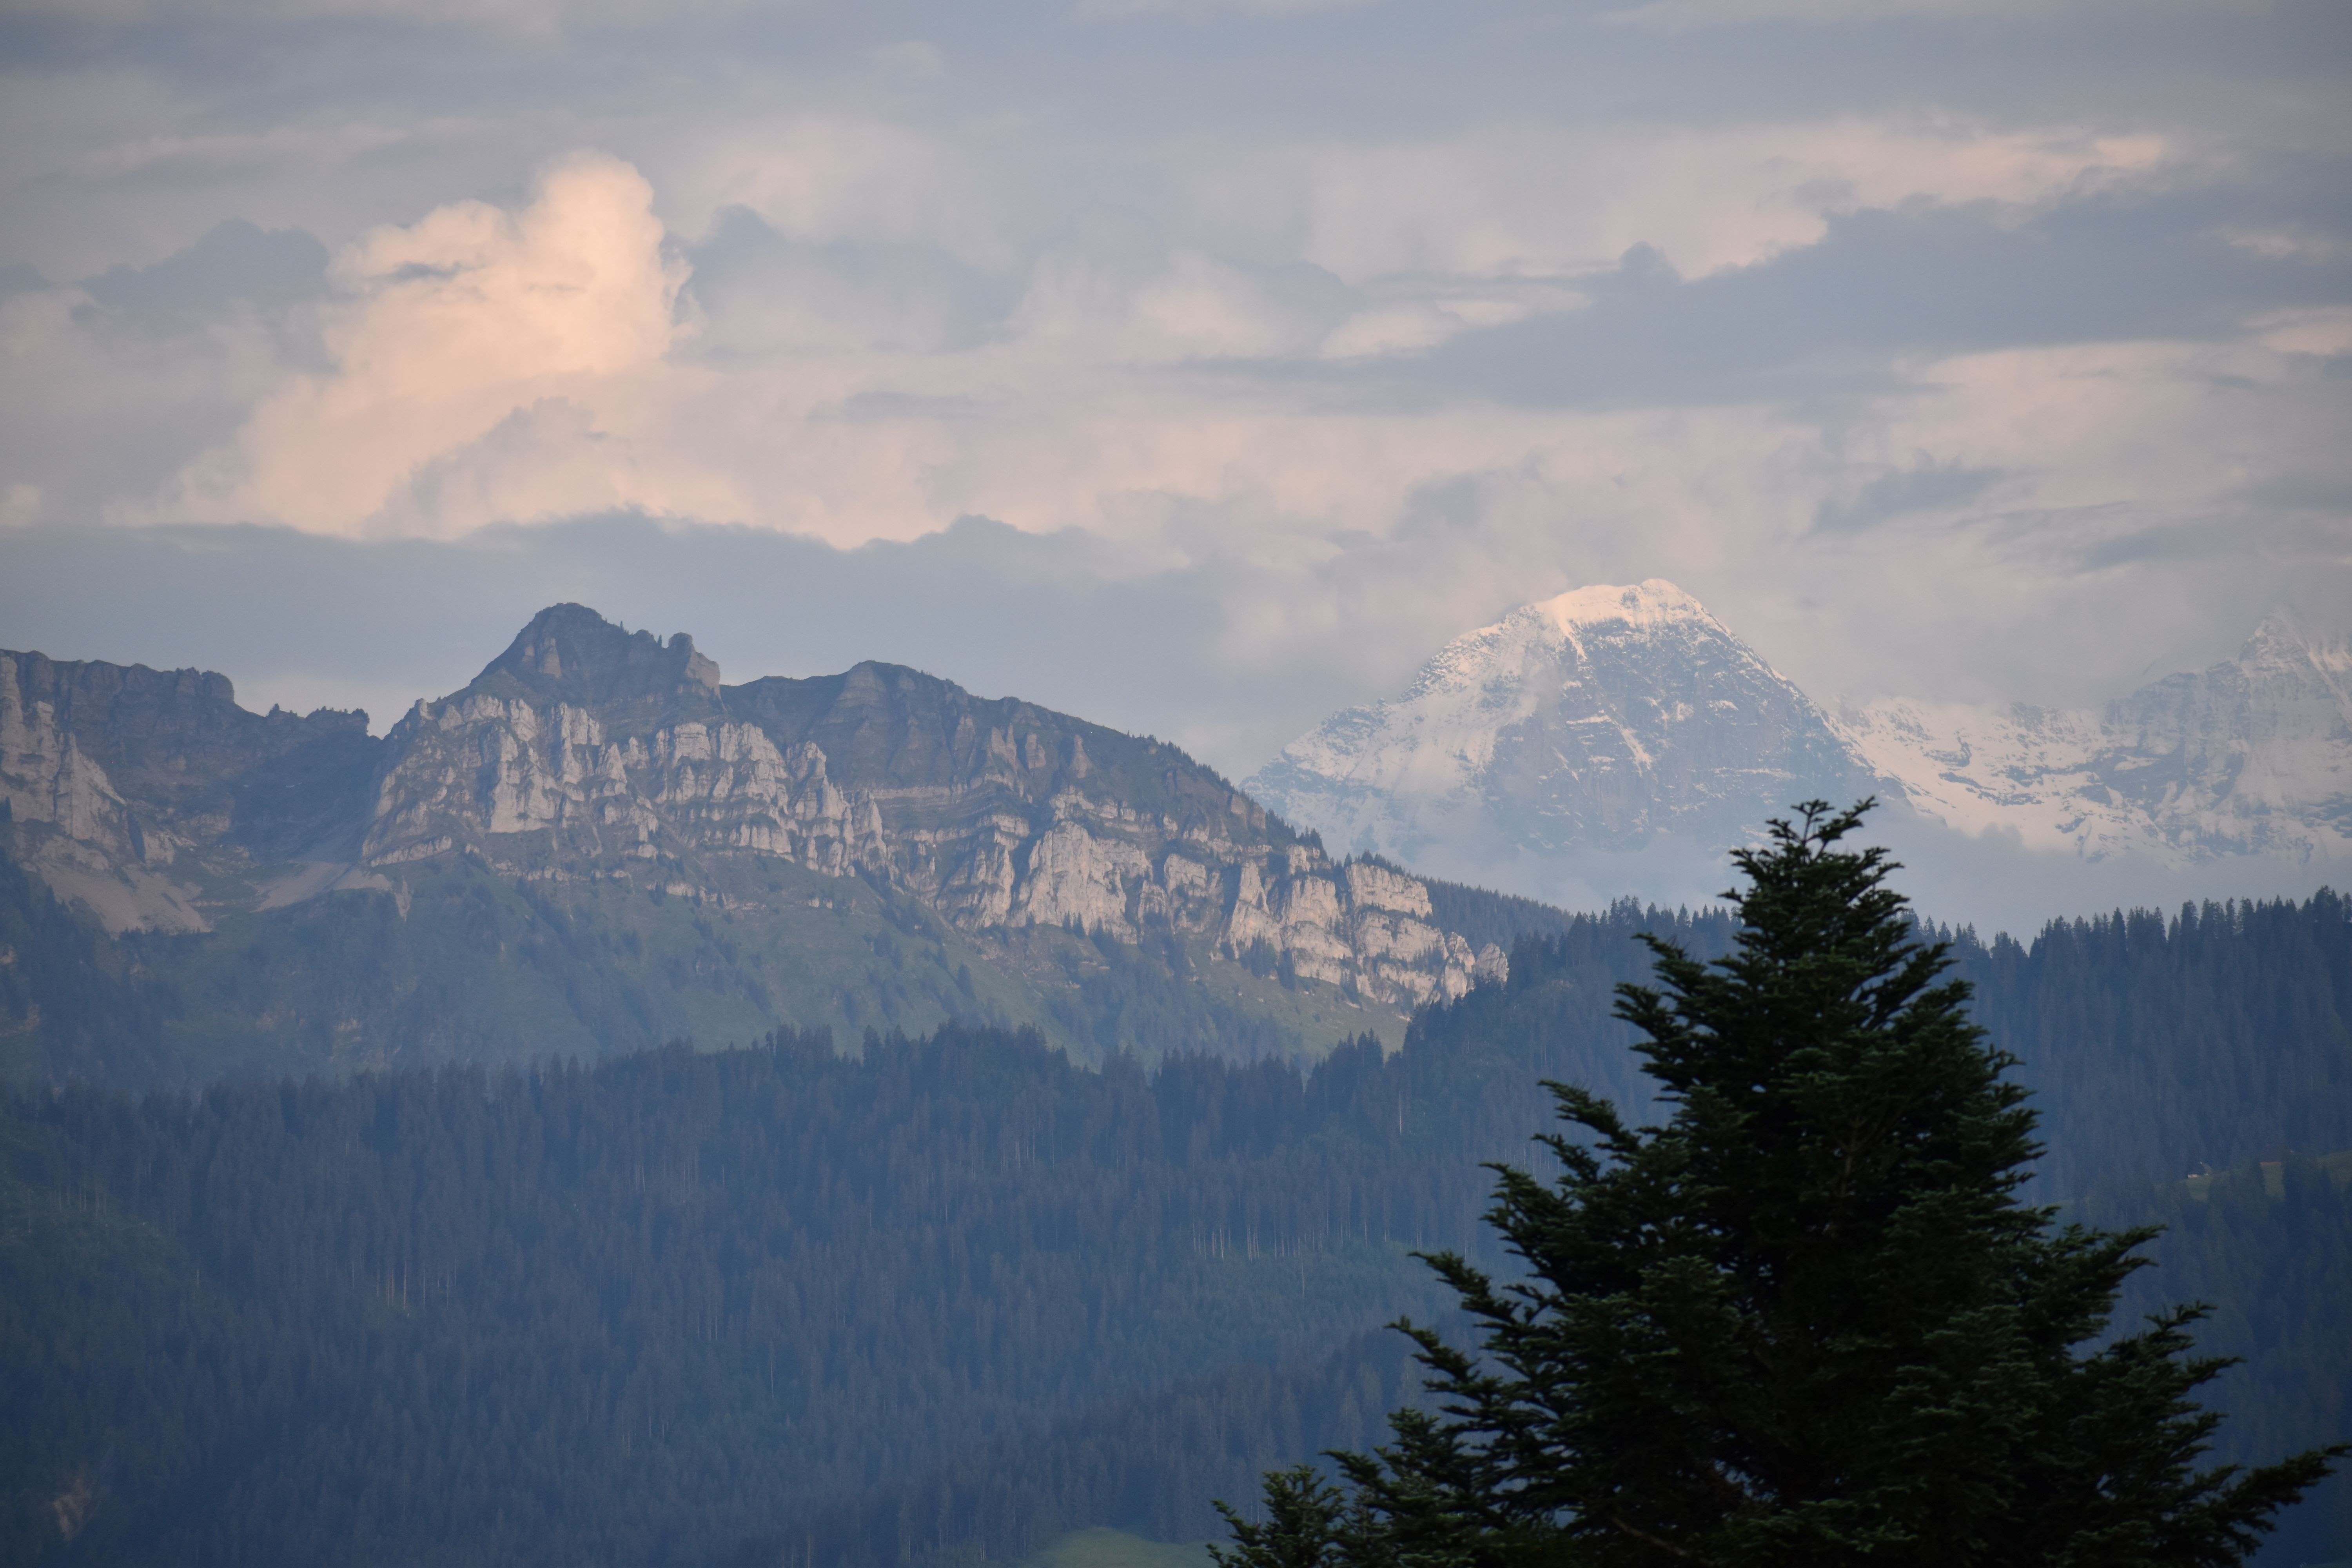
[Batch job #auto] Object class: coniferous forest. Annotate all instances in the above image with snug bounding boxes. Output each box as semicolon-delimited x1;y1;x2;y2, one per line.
4;894;2350;1566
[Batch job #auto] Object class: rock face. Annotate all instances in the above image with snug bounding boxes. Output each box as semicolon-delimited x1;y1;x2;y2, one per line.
1247;580;1881;866
0;650;375;932
1841;612;2352;864
4;606;1503;1019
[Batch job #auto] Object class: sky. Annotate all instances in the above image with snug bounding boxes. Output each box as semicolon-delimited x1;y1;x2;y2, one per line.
1;0;2347;868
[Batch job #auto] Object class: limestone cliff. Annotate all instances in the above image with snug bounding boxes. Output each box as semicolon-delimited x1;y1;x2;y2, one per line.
0;649;374;932
3;606;1506;1050
352;606;1500;1010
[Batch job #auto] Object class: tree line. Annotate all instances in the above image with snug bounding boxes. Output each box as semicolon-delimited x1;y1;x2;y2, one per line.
2;887;2348;1564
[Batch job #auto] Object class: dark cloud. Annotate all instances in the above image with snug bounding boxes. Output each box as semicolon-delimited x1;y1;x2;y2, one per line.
0;515;1334;775
0;261;49;301
2239;472;2352;513
682;205;1020;357
2074;513;2352;573
1397;185;2352;411
1815;460;2004;534
79;219;329;334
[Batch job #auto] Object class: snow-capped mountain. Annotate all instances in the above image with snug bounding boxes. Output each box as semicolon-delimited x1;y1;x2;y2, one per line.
1251;583;2352;893
1841;611;2352;866
1244;580;1881;866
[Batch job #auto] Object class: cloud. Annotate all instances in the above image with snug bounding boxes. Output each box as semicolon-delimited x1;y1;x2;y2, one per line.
0;0;761;34
1399;187;2345;412
1814;458;2005;532
0;281;279;532
1072;0;1374;18
2;0;2342;826
1009;249;1336;363
2250;305;2352;356
1599;0;2059;29
165;152;699;536
49;141;2327;720
1319;287;1585;360
665;116;1008;269
80;219;329;334
1282;119;2174;285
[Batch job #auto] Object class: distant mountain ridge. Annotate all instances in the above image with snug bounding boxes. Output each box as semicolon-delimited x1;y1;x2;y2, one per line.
2;605;1524;1085
1842;610;2352;864
1249;581;2352;886
1245;579;1882;866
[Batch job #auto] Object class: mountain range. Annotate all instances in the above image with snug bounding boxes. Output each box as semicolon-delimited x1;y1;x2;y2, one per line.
1;605;1530;1085
6;597;2351;1566
1841;609;2352;863
1247;580;2352;895
7;588;2345;1086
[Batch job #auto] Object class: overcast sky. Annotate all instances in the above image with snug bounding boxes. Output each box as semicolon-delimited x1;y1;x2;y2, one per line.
2;0;2347;786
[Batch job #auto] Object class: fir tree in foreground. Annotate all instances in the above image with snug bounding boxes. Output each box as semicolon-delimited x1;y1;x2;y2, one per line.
1216;802;2344;1568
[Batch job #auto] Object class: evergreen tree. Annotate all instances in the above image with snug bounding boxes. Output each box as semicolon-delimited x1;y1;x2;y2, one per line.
1221;802;2344;1568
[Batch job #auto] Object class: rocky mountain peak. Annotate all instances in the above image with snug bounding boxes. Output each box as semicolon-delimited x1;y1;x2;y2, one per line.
2238;607;2352;679
1249;581;1879;867
461;604;723;728
338;608;1495;1017
1822;601;2352;866
1526;577;1715;639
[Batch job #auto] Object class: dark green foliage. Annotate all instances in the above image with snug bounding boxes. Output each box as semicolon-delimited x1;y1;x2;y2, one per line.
1225;805;2343;1567
0;857;182;1085
1415;875;1586;961
5;847;2348;1566
1213;1467;1364;1568
2107;1154;2352;1567
1956;894;2352;1194
0;857;1387;1091
0;1027;1481;1567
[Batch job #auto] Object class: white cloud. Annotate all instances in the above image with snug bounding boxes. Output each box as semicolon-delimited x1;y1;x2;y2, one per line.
1009;250;1319;363
666;116;1008;269
114;132;2333;665
1284;118;2175;283
1320;289;1583;359
2216;227;2352;264
2249;307;2352;358
165;152;702;537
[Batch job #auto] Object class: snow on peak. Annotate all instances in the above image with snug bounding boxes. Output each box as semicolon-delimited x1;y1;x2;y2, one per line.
1244;573;1874;865
1527;579;1712;637
2242;606;2352;675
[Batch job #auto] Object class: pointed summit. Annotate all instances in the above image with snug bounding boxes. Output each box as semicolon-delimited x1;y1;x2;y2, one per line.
1527;578;1717;638
2239;605;2352;676
1838;599;2352;866
462;605;724;730
1247;581;1881;867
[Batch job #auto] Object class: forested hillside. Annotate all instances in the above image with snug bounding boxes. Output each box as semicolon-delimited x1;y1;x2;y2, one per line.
1958;895;2352;1193
2105;1151;2352;1564
3;894;2347;1566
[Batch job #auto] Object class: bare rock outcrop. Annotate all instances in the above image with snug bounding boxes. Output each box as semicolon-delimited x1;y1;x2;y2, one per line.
5;604;1504;1011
